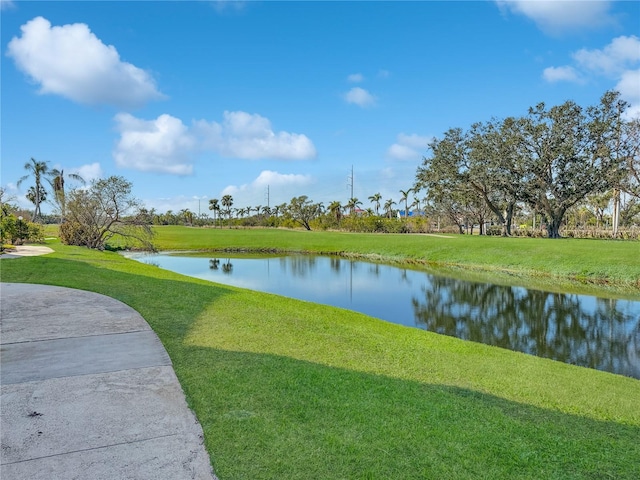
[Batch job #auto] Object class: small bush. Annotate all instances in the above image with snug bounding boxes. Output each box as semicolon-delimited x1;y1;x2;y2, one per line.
59;220;90;246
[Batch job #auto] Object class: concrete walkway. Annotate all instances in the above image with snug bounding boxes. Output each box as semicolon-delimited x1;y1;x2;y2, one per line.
0;283;217;480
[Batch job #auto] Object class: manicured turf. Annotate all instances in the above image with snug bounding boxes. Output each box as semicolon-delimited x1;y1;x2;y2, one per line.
1;239;639;479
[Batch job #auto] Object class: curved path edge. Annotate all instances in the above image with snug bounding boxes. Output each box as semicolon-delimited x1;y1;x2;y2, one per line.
0;245;55;258
0;283;218;480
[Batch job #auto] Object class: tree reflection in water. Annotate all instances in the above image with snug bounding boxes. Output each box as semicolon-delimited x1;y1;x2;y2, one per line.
210;258;233;274
412;277;640;378
279;255;318;278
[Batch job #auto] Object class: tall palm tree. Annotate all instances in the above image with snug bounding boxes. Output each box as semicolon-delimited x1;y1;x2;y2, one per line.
411;197;421;216
17;158;50;222
368;192;382;216
328;201;342;224
221;194;233;226
399;188;412;218
49;168;85;219
346;197;362;215
384;198;396;218
208;198;220;227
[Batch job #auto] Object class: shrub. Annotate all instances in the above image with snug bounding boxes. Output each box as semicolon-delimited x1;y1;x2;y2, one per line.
0;214;44;246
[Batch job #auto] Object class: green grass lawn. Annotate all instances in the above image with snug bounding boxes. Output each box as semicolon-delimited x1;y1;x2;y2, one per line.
152;226;640;298
1;238;639;479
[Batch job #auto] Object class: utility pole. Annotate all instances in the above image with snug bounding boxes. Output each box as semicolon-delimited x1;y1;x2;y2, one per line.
347;165;354;200
265;185;270;209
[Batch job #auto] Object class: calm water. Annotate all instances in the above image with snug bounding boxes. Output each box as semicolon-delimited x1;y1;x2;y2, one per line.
127;253;640;379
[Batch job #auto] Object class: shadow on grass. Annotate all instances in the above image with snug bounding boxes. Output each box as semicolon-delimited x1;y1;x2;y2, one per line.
183;347;640;480
2;254;639;479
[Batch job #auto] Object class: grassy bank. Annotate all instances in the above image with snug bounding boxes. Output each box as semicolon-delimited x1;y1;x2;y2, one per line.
152;226;640;297
2;240;639;479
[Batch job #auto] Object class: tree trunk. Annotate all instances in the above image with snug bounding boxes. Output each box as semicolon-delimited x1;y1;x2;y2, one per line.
612;188;620;238
505;202;515;236
547;215;563;238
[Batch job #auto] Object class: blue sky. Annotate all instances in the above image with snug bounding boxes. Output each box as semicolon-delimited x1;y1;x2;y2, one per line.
2;1;639;216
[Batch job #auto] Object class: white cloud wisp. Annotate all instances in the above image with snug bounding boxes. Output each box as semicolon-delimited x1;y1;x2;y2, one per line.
543;35;640;117
495;0;615;35
222;170;312;197
343;87;377;108
386;133;432;161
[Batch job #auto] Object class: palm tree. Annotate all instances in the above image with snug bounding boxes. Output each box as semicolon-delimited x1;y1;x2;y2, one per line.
26;185;47;210
221;194;233;226
399;188;412;218
49;168;85;219
368;192;382;216
273;203;287;223
328;200;342;224
384;198;396;218
411;197;421;216
208;198;220;227
17;158;50;222
346;197;362;215
179;208;194;225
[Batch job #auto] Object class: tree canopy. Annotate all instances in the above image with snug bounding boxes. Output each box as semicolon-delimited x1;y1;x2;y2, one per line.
60;176;154;250
415;91;638;238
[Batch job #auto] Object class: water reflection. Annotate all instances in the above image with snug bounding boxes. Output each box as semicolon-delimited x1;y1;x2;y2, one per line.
209;258;233;274
412;279;639;378
127;252;640;379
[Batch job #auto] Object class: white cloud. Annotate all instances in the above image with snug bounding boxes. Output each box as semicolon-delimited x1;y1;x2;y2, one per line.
6;16;164;108
1;0;15;11
222;170;312;200
347;73;364;83
542;65;582;83
71;163;103;184
193;111;317;160
616;69;640;119
542;36;640;117
343;87;376;107
253;170;312;187
573;35;640;76
386;133;432;161
377;69;390;79
212;0;246;13
113;113;196;175
495;0;615;35
616;69;640;101
113;111;316;175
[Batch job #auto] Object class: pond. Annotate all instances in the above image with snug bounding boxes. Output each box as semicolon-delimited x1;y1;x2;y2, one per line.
126;252;640;379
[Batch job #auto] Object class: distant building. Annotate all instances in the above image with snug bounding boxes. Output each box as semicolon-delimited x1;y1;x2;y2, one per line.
398;210;426;218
